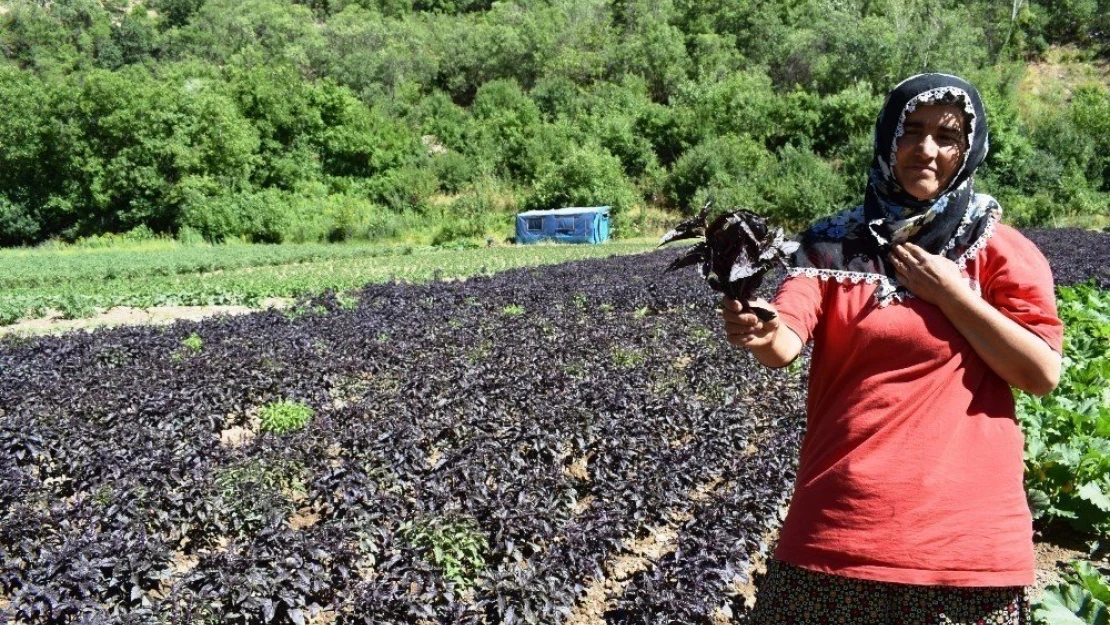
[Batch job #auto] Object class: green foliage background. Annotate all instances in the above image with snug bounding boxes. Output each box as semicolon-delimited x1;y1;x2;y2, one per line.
0;0;1106;246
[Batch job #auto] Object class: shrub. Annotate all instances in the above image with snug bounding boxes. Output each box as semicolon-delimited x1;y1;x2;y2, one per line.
757;144;853;228
0;196;40;246
361;165;439;214
516;121;579;185
430;151;477;194
666;134;772;213
816;82;881;156
411;90;472;152
315;193;378;243
524;144;638;230
678;70;780;146
467;79;542;180
429;189;502;246
359;207;413;242
1070;85;1110;188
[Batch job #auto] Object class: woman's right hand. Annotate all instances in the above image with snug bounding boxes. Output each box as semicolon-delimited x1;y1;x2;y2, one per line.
720;297;780;349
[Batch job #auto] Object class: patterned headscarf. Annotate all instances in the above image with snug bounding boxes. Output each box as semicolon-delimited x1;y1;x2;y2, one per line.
788;73;1001;306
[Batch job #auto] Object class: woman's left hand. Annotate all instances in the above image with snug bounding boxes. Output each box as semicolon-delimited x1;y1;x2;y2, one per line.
888;242;968;305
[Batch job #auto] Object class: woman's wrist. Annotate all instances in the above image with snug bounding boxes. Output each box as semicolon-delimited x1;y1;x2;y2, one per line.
747;321;802;368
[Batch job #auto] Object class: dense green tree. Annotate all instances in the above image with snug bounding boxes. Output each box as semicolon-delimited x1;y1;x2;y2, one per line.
532;0;614;87
814;82;881;156
467;79;543;179
609;0;690;102
667;134;772;212
755;0;989;94
409;90;473;152
0;68;55;244
318;7;438;98
0;2;92;74
150;0;207;28
1069;85;1110;188
105;10;162;69
1032;0;1106;49
758;143;854;227
166;0;324;69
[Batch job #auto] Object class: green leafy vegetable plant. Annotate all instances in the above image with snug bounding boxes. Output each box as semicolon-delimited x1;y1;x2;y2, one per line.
171;332;205;361
1034;561;1110;625
1020;283;1110;535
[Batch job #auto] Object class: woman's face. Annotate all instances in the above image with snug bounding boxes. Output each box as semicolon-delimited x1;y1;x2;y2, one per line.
893;104;968;201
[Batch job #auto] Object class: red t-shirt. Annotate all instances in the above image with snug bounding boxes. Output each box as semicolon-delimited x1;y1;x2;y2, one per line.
771;223;1064;587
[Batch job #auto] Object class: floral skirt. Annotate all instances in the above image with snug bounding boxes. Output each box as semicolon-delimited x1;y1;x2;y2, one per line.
745;559;1030;625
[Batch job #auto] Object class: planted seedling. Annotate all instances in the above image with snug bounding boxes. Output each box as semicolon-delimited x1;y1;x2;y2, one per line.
659;199;799;321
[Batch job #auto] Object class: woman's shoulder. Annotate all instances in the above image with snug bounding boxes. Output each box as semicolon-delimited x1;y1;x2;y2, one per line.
983;221;1049;263
964;195;1045;258
973;211;1055;289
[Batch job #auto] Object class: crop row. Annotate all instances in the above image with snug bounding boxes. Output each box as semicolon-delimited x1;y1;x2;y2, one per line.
0;241;657;325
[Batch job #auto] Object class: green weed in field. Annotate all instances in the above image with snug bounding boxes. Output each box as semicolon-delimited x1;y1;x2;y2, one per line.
611;346;645;369
181;333;204;353
398;517;488;589
259;400;314;434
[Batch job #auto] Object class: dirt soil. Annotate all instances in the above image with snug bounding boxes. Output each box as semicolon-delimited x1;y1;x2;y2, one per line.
1032;526;1099;600
0;300;290;337
566;521;1091;624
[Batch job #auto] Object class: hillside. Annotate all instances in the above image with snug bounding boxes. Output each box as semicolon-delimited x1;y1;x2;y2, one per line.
0;0;1106;246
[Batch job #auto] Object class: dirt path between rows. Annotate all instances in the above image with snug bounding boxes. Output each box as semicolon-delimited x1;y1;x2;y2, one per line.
0;300;291;337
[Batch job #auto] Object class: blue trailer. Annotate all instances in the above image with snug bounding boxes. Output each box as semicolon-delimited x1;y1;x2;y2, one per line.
515;206;611;244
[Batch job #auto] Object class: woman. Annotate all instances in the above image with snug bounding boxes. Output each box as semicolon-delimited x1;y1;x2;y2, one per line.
722;73;1064;624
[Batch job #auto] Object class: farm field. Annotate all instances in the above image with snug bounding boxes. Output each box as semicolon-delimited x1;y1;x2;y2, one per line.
0;227;1107;624
0;240;660;326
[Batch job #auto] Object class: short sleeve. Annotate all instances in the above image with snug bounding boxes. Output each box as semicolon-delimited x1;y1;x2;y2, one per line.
980;225;1064;354
772;274;824;345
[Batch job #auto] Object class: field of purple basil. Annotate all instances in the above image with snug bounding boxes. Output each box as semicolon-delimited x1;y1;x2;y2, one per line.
0;227;1105;625
1022;228;1109;290
0;250;806;625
